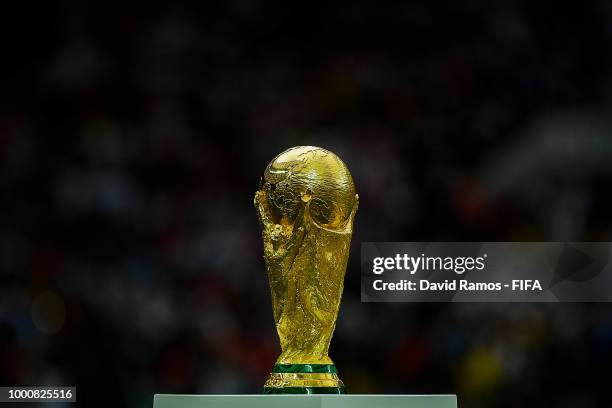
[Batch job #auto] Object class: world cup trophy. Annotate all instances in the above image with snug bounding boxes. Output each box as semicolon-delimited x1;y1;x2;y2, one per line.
254;146;358;394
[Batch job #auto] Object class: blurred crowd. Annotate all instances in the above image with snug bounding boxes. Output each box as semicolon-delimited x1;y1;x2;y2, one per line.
1;1;612;407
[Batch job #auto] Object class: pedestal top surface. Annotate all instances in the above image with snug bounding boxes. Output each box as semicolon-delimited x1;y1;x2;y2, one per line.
153;394;457;408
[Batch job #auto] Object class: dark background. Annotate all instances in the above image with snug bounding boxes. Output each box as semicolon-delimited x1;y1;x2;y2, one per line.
2;1;612;407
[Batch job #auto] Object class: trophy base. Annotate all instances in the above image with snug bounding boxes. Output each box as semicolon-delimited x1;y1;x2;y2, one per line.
263;364;345;394
263;386;345;394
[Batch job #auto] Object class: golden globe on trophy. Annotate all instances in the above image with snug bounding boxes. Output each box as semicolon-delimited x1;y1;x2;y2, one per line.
254;146;359;394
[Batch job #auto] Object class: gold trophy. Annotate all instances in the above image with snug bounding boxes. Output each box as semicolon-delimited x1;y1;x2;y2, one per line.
254;146;358;394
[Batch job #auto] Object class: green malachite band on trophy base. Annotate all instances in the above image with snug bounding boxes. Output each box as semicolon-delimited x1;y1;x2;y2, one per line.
264;364;345;394
263;386;345;394
271;364;338;374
